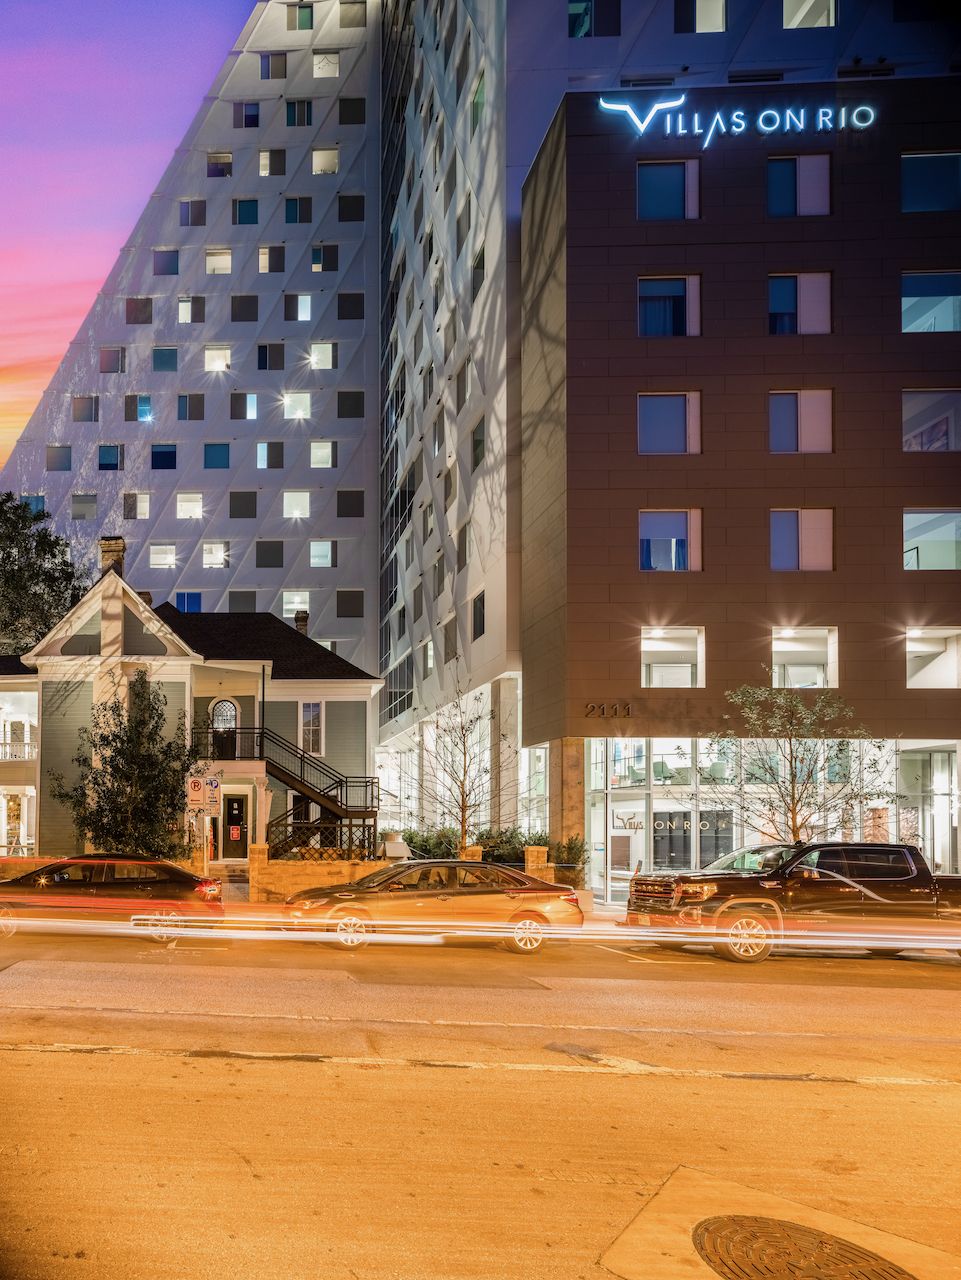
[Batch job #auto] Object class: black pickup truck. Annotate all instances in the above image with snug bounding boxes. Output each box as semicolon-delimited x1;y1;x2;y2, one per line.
625;842;961;963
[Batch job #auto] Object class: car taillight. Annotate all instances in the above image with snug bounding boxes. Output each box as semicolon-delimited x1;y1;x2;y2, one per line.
560;891;579;906
196;878;221;899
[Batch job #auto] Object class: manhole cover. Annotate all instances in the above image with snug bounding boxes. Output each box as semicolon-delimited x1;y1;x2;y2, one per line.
692;1216;921;1280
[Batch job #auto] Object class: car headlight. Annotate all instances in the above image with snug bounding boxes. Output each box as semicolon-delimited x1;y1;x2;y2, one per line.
678;883;717;902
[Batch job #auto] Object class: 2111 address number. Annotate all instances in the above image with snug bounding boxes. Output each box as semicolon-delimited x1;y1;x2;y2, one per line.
585;703;633;718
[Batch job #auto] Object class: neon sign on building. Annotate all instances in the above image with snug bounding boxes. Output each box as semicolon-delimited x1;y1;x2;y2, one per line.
599;93;877;150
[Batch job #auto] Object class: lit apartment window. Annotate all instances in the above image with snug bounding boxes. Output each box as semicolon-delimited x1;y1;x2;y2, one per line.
230;393;257;421
284;294;311;321
257;441;283;469
258;343;285;371
123;493;150;520
637;393;701;454
205;346;231;372
259;245;285;273
206;248;231;275
150;544;176;569
770;509;834;570
767;155;830;216
768;273;831;334
901;273;961;333
100;347;125;373
232;198;258;225
178;296;205;323
310;540;336;568
125;394;153;423
286;196;313;223
312;148;339;175
639;510;701;571
178;394;204;421
471;419;486;471
126;297;152;324
203;541;229;569
637;277;700;336
204;443;230;469
641;626;705;688
257;541;284;569
769;390;833;453
207;152;232;178
286;99;313;127
46;446;71;472
310;341;337;369
284;491;310;519
233;102;260;128
259;148;286;177
312;243;339;272
261;52;287;79
152;347;177;373
471;71;485;137
310;440;337;468
783;0;835;28
71;494;97;521
313;51;340;77
338;490;364;517
176;493;203;520
72;395;99;423
674;0;725;31
153;249;179;276
284;392;311;419
903;511;961;570
902;390;961;452
906;627;961;689
98;445;123;472
772;627;838;688
637;161;699;220
287;3;313;30
336;590;364;618
423;639;435;677
179;199;206;226
901;154;961;213
175;592;202;613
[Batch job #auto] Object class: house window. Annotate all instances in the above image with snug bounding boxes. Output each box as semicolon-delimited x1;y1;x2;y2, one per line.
639;510;701;571
641;626;705;688
767;155;830;216
204;443;230;469
674;0;725;32
124;394;153;423
312;148;339;175
257;541;284;569
261;52;287;79
176;493;203;520
337;292;364;319
233;102;260;128
230;492;257;518
126;297;152;324
772;627;838;689
207;152;232;178
152;347;177;373
769;390;833;453
471;592;485;641
229;591;257;613
770;509;834;571
310;341;337;369
637;277;700;336
310;540;336;568
72;395;99;423
100;347;125;373
232;295;259;322
149;544;176;569
337;490;364;517
284;392;311;419
46;446;71;472
902;390;961;452
768;273;831;335
336;590;364;618
284;491;310;518
312;243;339;272
259;245;285;273
903;511;961;570
302;702;323;755
902;153;961;213
783;0;835;27
203;541;229;569
338;391;364;418
313;51;340;77
97;445;123;472
71;494;97;521
338;97;365;125
175;592;202;613
151;444;177;471
123;493;150;520
179;200;206;226
568;0;620;37
637;393;700;454
471;419;486;471
286;99;313;126
232;198;258;225
258;343;285;371
901;273;961;333
637;161;699;220
310;440;337;468
153;249;179;275
906;627;961;689
257;441;284;469
259;148;286;177
286;196;313;223
178;296;205;323
178;393;204;421
205;346;231;372
205;247;232;275
288;3;314;30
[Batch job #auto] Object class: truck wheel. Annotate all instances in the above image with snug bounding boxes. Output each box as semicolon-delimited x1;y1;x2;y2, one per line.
714;911;774;963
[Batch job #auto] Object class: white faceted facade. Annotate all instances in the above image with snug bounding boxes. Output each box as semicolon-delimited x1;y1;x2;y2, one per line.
0;0;381;673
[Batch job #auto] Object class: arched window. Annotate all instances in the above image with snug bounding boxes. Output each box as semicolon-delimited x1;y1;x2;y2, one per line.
211;699;238;759
211;700;238;731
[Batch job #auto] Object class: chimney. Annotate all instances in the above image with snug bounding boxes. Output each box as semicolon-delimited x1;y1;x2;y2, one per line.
294;610;309;636
138;591;153;607
99;536;126;577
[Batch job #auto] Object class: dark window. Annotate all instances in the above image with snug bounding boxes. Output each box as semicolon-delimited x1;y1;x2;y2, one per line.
181;296;205;323
257;343;285;371
569;0;620;37
843;849;915;881
769;275;799;334
312;243;339;272
178;393;204;421
179;199;206;227
100;347;125;373
285;196;312;223
637;163;686;219
231;295;259;322
770;510;800;571
232;198;258;225
674;0;725;31
228;590;257;613
260;244;286;273
413;584;423;621
256;541;284;569
472;592;485;641
207;152;233;178
284;294;310;321
126;297;152;324
444;617;457;664
637;394;688;453
261;148;286;176
204;443;230;469
124;394;152;422
286;99;313;126
338;194;365;221
152;347;177;372
230;392;256;419
337;390;365;418
471;245;485;300
340;0;366;26
233;101;260;127
337;489;365;517
337;292;364;320
637;278;686;336
122;493;143;519
261;52;287;79
98;445;123;471
153;249;179;275
339;97;366;125
230;491;257;518
259;441;284;468
175;592;202;613
767;157;798;216
336;589;364;617
72;395;98;423
769;393;799;452
151;444;177;471
901;153;961;213
46;446;71;472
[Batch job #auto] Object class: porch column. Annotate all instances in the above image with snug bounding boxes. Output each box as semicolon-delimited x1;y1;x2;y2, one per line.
255;778;269;844
548;737;585;846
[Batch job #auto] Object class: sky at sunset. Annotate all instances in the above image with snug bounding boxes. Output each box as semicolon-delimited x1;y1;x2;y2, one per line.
0;0;256;466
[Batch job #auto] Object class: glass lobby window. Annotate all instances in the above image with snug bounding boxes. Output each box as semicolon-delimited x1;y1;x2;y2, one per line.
589;739;607;792
767;155;830;216
674;0;725;33
638;277;697;336
637;393;700;454
769;390;833;453
783;0;835;27
609;739;645;788
639;510;700;571
636;161;698;220
770;509;833;571
901;273;961;333
903;511;961;570
901;154;961;213
641;627;704;688
906;628;961;689
901;390;961;452
772;627;838;688
651;739;693;785
697;739;736;784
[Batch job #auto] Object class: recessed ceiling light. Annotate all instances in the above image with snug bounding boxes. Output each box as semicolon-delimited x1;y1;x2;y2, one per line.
779;628;795;638
650;627;665;638
907;628;923;638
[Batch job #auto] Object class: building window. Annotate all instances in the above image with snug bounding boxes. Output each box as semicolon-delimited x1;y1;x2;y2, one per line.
903;511;961;570
232;198;258;225
312;147;339;175
310;440;337;468
99;347;125;374
314;51;340;77
205;345;231;372
310;540;336;568
471;71;485;137
767;155;830;216
455;197;471;257
471;419;486;471
901;273;961;333
207;152;232;178
569;0;621;37
637;277;699;337
229;491;256;518
261;52;287;79
178;296;205;323
312;243;339;272
256;541;284;569
97;445;123;472
286;99;313;126
443;617;458;664
231;295;259;323
457;522;472;572
639;510;700;571
286;196;313;223
175;592;202;613
444;466;457;509
153;249;179;275
674;0;725;32
123;493;150;520
288;3;314;30
284;294;311;322
310;341;337;370
151;444;177;471
769;390;833;453
768;273;831;334
149;545;176;570
339;97;365;125
902;390;961;452
152;347;177;373
455;36;471;102
455;360;471;412
902;153;961;213
259;148;286;177
176;492;203;520
283;491;310;519
179;200;206;226
337;292;364;320
229;591;257;613
203;541;229;569
906;627;961;689
21;495;45;515
337;391;364;418
772;627;838;689
637;161;698;220
257;441;283;469
284;392;311;419
337;490;365;518
204;443;230;469
259;245;285;273
423;502;435;541
433;556;446;600
336;589;364;618
178;393;204;421
770;509;834;571
71;395;99;423
205;248;232;276
229;393;257;421
783;0;835;28
338;194;364;221
637;393;700;454
71;494;97;521
126;297;152;324
45;446;71;472
471;245;485;301
258;343;285;371
423;639;435;677
340;0;366;27
471;592;485;641
233;102;260;128
124;394;153;423
641;626;705;688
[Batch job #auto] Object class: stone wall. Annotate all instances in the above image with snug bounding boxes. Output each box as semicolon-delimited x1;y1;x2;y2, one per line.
248;843;390;904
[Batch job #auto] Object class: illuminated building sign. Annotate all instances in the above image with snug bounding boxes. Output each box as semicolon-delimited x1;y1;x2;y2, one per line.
599;93;877;150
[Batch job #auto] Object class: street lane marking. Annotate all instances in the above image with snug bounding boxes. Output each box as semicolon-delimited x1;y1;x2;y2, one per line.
594;943;712;965
0;1040;957;1089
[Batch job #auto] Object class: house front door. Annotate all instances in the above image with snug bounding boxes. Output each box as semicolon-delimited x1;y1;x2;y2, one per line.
222;796;248;859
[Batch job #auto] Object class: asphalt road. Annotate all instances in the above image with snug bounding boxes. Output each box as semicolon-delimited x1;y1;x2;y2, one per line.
0;931;959;1280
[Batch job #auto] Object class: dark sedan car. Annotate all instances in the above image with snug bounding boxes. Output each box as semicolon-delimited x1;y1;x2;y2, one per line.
0;857;222;941
283;859;584;953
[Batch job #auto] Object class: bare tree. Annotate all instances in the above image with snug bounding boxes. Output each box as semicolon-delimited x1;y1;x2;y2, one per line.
696;684;901;845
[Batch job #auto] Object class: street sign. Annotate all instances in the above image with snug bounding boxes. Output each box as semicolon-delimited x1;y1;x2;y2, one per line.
188;776;221;816
187;778;205;810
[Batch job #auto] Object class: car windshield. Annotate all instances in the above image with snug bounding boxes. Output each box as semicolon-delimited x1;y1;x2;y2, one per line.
701;844;797;873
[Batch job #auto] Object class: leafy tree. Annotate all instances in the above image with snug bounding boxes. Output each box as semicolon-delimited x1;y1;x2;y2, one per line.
0;492;88;654
696;683;901;845
49;671;206;858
